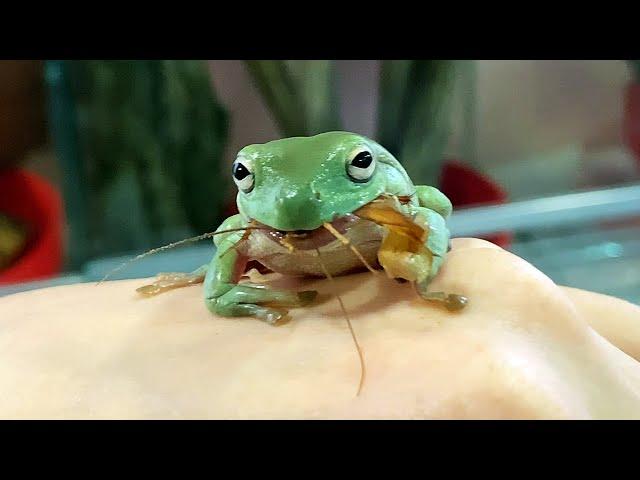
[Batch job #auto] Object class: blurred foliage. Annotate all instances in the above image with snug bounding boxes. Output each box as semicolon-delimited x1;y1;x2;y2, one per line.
629;60;640;81
0;61;47;170
0;213;27;270
47;60;229;264
245;60;341;136
378;60;459;185
246;60;460;186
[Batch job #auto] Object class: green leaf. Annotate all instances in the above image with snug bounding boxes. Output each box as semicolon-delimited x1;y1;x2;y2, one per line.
399;60;459;185
53;60;229;258
245;60;341;136
245;60;306;136
377;60;459;186
377;60;413;156
285;60;341;134
628;60;640;81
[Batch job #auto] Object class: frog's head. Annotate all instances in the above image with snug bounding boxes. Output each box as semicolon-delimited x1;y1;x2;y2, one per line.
232;131;414;232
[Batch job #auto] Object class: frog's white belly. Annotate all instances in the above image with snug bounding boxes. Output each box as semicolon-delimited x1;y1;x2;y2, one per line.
242;220;384;277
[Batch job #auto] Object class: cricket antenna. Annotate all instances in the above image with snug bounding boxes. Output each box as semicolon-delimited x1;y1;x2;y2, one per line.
96;226;267;285
315;247;366;396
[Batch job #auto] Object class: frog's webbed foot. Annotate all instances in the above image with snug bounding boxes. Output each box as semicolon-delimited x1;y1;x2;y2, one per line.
137;267;208;297
416;287;468;312
205;283;318;325
367;201;467;312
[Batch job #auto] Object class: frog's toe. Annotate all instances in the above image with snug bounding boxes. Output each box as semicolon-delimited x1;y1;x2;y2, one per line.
416;288;469;312
236;304;290;325
296;290;318;305
443;294;468;311
205;284;318;324
137;270;206;297
256;288;318;308
206;296;289;325
257;306;289;325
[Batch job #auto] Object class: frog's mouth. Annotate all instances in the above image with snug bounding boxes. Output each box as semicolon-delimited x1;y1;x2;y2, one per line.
248;193;413;252
250;214;361;251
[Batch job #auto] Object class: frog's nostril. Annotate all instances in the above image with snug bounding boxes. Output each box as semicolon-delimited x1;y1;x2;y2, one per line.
272;188;323;231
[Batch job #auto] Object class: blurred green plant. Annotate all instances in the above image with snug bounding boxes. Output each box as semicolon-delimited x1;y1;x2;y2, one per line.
628;60;640;81
246;60;461;186
0;213;27;270
378;60;460;185
47;60;229;267
245;60;341;136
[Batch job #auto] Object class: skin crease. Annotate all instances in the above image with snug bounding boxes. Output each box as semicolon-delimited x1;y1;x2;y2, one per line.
1;238;640;419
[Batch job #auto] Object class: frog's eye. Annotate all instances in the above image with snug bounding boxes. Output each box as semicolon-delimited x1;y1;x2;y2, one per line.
347;148;376;183
232;157;255;193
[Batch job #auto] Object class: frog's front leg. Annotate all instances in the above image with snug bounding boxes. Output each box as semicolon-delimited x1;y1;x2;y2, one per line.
415;185;453;220
203;215;317;325
415;207;467;310
401;202;467;311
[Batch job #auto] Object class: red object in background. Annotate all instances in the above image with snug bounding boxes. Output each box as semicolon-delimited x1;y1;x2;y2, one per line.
623;82;640;165
0;169;63;285
440;160;511;248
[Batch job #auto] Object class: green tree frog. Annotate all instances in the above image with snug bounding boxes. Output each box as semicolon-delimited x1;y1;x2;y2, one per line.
138;131;467;324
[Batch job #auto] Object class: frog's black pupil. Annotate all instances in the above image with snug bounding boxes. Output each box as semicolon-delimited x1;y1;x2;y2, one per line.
352;151;373;168
233;162;250;180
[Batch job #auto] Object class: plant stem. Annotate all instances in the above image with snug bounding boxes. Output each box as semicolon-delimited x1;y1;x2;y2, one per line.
245;60;342;137
629;60;640;82
398;60;459;185
245;60;306;137
377;60;413;157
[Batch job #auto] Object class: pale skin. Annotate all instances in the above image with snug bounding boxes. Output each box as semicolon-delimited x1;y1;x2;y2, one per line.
1;238;640;419
3;132;640;418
